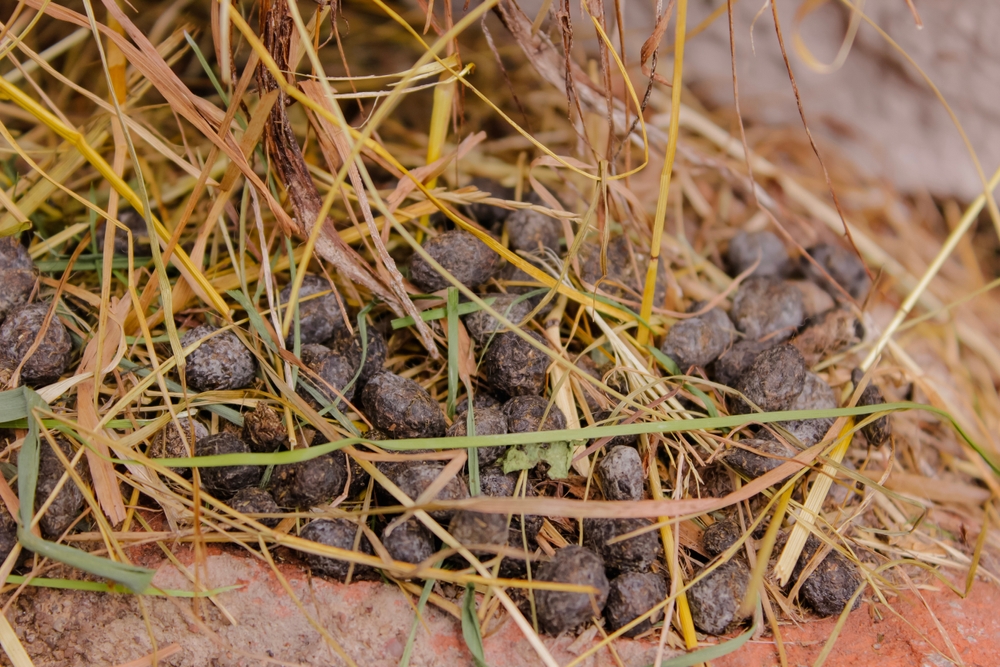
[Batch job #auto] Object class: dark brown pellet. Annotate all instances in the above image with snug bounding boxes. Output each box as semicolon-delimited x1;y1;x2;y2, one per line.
535;546;610;635
329;325;387;388
279;274;345;347
195;432;261;499
504;208;561;255
731;344;807;414
383;517;436;566
299;343;358;405
479;466;518;497
730;277;804;342
0;511;17;566
707;338;774;387
723;438;797;481
456;392;503;415
482;330;551;397
269;452;346;508
597;446;645;502
791;309;863;366
795;537;864;617
604;572;667;638
242;404;288;453
591;410;639;449
774;371;837;446
150;417;208;476
464;177;514;234
660;314;734;372
583;517;661;573
0;236;36;325
726;230;790;278
446;405;508;467
687;559;751;635
181;324;256;392
361;371;446;439
703;518;742;557
503;396;567;448
409;229;500;292
448;511;508;553
35;437;86;539
803;243;871;301
394;463;469;522
298;518;376;581
0;302;73;386
229;487;281;528
462;293;534;345
852;369;892;447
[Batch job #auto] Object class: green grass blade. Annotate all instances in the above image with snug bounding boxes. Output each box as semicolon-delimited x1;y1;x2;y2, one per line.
3;574;240;598
651;612;757;666
462;583;489;667
446;287;460;418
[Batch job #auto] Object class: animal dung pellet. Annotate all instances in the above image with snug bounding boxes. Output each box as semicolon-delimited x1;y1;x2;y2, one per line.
150;417;208;475
504;208;561;255
723;438;797;480
409;229;500;292
503;395;567;445
597;446;645;501
583;517;662;573
269;452;347;508
707;338;773;387
241;404;288;453
298;518;376;581
456;392;502;415
195;432;261;499
299;343;358;404
462;293;534;344
703;518;742;557
604;572;667;638
482;330;551;397
789;279;836;318
35;437;86;539
591;410;639;449
791;309;863;366
731;344;807;414
361;371;446;439
279;274;345;346
383;517;436;565
535;546;610;635
448;510;508;551
394;462;469;521
795;539;864;617
775;371;837;446
726;230;790;278
446;405;508;467
688;558;751;635
464;177;513;233
700;463;735;498
96;206;150;255
803;243;871;300
479;466;518;497
730;277;804;342
0;302;73;386
229;487;281;528
0;511;17;565
852;369;891;447
660;313;734;372
181;324;257;392
329;325;387;387
0;236;36;325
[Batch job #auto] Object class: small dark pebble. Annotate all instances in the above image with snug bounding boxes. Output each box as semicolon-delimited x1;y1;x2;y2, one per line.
242;404;288;453
503;396;567;448
229;487;281;528
482;330;551;397
181;324;256;392
448;511;508;554
730;277;804;342
96;206;150;255
36;437;86;539
852;369;891;447
383;517;436;566
707;338;774;387
362;371;445;439
409;229;500;293
196;432;261;499
464;177;514;233
591;409;639;449
0;236;36;325
535;546;610;635
504;208;561;255
723;438;797;481
299;343;358;405
791;309;863;366
688;558;751;635
703;518;743;557
795;537;864;617
462;293;534;345
803;243;871;301
604;572;667;638
394;463;469;522
597;446;645;502
298;518;376;581
731;344;807;414
279;275;345;347
0;302;73;386
329;325;387;388
150;417;208;476
726;230;790;278
773;371;837;446
269;451;346;508
583;517;661;574
446;405;508;467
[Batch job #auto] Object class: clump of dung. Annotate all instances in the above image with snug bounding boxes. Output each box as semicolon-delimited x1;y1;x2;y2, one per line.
279;274;345;347
535;546;610;635
181;325;256;392
361;371;446;439
409;230;499;292
0;302;73;386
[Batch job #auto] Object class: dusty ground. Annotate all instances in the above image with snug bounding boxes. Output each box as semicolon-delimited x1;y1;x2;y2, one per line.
3;548;998;667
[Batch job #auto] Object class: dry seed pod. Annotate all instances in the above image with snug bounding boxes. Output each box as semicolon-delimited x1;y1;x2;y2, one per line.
730;277;804;342
462;293;534;345
298;518;376;581
409;230;500;293
535;546;610;635
688;559;751;635
448;511;508;552
196;433;260;499
583;517;661;573
229;487;281;528
703;518;742;558
773;371;837;446
35;437;86;539
299;343;358;405
0;302;73;386
96;206;150;255
795;537;864;617
482;330;550;397
726;230;790;278
731;344;807;414
150;417;208;477
279;275;345;346
361;371;446;439
851;369;891;447
791;309;863;366
504;208;561;255
383;517;436;566
394;463;469;522
723;438;797;481
803;243;871;301
604;572;668;638
446;405;508;467
242;404;288;454
181;325;256;392
707;338;774;387
329;325;387;388
269;452;346;509
0;236;36;326
597;446;645;502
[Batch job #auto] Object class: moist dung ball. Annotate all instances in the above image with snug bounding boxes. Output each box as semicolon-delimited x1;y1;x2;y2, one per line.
660;314;734;372
479;466;518;497
361;371;446;439
35;437;86;539
707;338;773;387
482;330;550;397
503;396;566;447
0;236;36;325
196;432;261;499
150;417;208;476
791;309;863;366
688;559;751;635
796;538;864;617
448;511;508;552
604;572;667;638
96;206;150;255
0;511;17;565
774;371;837;446
181;324;256;392
591;409;639;449
383;517;437;566
269;452;347;508
464;177;514;234
852;369;891;447
723;438;797;481
504;208;561;255
394;463;469;522
597;446;645;502
730;277;804;342
583;517;661;573
731;344;807;414
242;404;288;453
803;243;871;300
409;229;500;293
703;519;742;557
299;343;358;404
726;230;790;278
279;274;345;346
298;518;376;581
462;293;534;345
0;302;73;386
229;487;281;528
535;546;610;635
329;325;387;387
446;405;508;467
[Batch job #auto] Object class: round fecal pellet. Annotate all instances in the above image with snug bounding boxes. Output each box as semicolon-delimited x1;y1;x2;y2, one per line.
361;371;446;439
150;417;208;476
298;518;376;581
604;572;667;638
774;371;837;446
479;466;518;497
852;369;891;448
269;452;346;509
584;517;661;574
535;546;610;635
0;511;17;566
279;274;345;347
723;438;797;481
229;487;281;528
394;463;469;522
803;243;871;301
0;236;36;325
409;229;500;293
241;404;288;453
730;277;804;342
703;518;742;557
35;437;86;539
660;315;734;372
707;338;773;388
383;517;436;566
504;208;561;255
195;432;261;499
329;325;387;388
462;293;534;345
726;230;790;278
597;446;645;502
448;510;508;552
791;309;863;366
181;324;256;392
794;537;864;617
482;330;551;397
298;343;358;405
731;344;807;414
464;177;514;234
446;405;508;467
687;559;751;635
0;302;73;386
503;396;567;450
